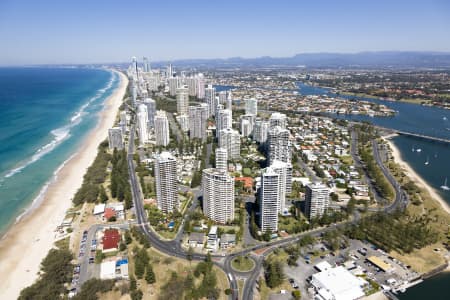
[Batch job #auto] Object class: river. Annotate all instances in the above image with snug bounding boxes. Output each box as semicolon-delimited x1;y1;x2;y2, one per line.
296;82;450;300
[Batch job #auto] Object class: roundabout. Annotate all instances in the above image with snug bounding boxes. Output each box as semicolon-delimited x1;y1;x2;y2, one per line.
230;255;256;273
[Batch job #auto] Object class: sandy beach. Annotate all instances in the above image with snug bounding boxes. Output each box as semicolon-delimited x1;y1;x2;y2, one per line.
0;70;128;299
385;137;450;214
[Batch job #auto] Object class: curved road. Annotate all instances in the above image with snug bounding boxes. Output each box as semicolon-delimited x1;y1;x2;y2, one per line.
127;109;408;299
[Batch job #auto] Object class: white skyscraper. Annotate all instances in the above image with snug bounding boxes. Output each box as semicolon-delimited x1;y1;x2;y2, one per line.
219;128;240;160
137;104;149;145
269;112;287;129
168;77;179;97
197;73;205;99
215;147;228;171
154;110;170;146
205;85;216;116
305;182;330;219
143;57;149;72
259;167;280;233
270;160;289;213
218;91;227;105
240;114;255;137
253;120;270;145
216;108;232;139
120;111;128;134
226;90;232;110
167;63;173;78
202;168;235;224
176;85;189;115
268;126;291;165
189;104;209;141
143;98;156;128
155;152;178;213
176;114;189;133
245;98;258;116
108;127;124;150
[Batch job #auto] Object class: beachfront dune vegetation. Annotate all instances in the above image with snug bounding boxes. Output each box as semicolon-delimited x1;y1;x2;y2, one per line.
72;142;132;209
73;141;110;205
19;249;73;300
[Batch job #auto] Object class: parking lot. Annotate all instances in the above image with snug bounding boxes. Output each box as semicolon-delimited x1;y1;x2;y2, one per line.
282;239;421;299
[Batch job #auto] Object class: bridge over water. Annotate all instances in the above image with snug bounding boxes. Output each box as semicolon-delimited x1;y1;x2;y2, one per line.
373;126;450;144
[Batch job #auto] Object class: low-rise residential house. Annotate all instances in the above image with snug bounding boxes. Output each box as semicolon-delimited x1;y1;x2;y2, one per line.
188;232;205;248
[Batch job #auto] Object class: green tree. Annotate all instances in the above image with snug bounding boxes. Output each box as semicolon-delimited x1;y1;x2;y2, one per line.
145;264;156;284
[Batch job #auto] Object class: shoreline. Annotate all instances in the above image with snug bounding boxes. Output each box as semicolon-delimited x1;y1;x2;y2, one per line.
384;136;450;214
0;70;128;299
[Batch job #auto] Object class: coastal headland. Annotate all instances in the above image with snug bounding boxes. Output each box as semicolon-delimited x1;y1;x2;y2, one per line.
0;70;128;299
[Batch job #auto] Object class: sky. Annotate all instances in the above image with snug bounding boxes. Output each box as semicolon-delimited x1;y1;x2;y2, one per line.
0;0;449;65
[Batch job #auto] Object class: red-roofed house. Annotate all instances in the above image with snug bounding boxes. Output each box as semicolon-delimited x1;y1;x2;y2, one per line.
104;208;116;221
235;177;253;193
102;229;121;252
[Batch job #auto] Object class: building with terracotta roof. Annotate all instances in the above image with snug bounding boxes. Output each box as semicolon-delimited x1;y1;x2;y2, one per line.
104;208;116;221
102;229;121;252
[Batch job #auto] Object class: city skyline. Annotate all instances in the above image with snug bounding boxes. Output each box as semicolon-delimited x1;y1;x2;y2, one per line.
1;0;450;65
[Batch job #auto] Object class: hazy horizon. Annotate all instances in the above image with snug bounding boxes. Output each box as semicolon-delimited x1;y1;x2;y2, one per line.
1;0;449;65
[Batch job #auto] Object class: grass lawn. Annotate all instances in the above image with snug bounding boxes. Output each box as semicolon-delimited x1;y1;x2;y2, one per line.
390;244;446;274
231;255;255;272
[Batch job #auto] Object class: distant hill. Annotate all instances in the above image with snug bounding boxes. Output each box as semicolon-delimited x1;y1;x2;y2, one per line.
148;51;450;69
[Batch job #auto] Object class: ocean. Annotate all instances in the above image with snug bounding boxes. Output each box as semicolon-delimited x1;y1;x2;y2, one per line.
0;67;118;235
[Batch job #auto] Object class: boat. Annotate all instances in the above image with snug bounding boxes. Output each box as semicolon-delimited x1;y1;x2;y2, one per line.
416;148;422;153
443;116;448;121
441;178;450;191
412;146;415;152
425;156;429;165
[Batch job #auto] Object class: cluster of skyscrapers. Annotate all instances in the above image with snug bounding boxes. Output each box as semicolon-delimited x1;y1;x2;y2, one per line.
126;57;330;234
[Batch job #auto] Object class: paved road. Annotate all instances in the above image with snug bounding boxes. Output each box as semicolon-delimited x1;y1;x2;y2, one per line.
127;121;238;299
350;128;385;206
77;223;130;288
166;112;184;142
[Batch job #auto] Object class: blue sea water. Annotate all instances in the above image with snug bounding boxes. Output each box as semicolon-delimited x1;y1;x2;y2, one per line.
0;67;118;235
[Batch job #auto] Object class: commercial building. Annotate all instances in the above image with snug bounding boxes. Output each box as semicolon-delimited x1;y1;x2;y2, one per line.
154;110;170;146
311;266;367;300
202;168;235;224
219;128;240;160
108;127;124;150
259;167;280;232
176;85;189;115
215;147;228;171
155;152;179;213
189;104;208;141
245;98;258;116
137;104;149;145
305;182;330;219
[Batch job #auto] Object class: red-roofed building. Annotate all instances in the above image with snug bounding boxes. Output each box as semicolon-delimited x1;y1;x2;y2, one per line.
235;177;253;192
104;208;116;221
102;229;121;252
